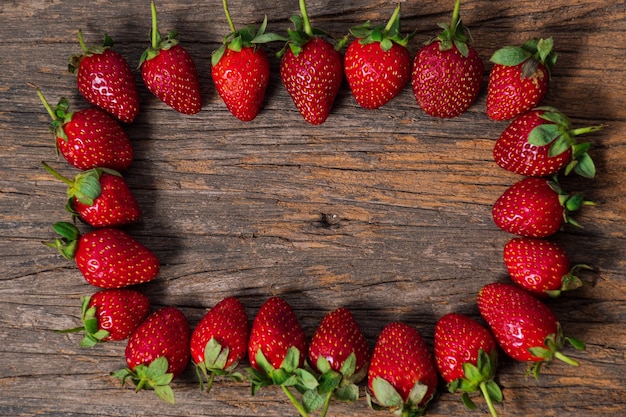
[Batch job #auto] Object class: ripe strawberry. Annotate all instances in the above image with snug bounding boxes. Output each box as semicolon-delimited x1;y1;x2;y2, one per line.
477;282;585;378
190;296;249;393
434;313;502;417
307;308;370;408
492;176;593;238
247;297;317;416
42;162;142;227
139;1;202;115
344;4;412;109
494;107;603;178
504;237;593;297
113;307;191;404
68;30;140;123
279;0;344;125
367;322;438;416
411;0;484;118
36;89;133;171
211;1;280;121
45;221;160;289
56;289;150;347
486;38;557;121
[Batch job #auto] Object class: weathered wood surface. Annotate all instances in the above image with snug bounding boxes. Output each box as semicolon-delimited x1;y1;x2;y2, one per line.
1;0;625;416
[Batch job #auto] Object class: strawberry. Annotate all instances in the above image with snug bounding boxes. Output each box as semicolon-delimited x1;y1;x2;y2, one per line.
56;288;150;347
139;1;202;115
279;0;344;125
45;221;160;289
434;313;502;417
493;107;603;178
504;237;593;297
411;0;484;118
491;176;593;238
211;0;280;121
68;30;140;123
307;308;370;411
190;296;249;394
113;306;191;404
42;162;141;228
344;4;412;109
477;282;586;378
486;38;557;121
367;322;438;416
247;297;317;416
36;89;133;171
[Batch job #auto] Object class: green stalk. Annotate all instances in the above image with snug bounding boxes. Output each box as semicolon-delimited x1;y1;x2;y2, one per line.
319;390;333;417
222;0;236;33
35;89;57;121
281;385;309;417
77;29;88;53
479;381;499;417
570;125;605;136
41;162;72;186
384;4;401;33
150;1;159;49
450;0;462;30
299;0;313;36
204;372;217;394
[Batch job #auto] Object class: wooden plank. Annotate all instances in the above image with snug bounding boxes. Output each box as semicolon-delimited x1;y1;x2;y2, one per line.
0;0;625;416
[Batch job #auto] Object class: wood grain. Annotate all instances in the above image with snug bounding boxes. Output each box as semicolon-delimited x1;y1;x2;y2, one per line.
1;0;625;416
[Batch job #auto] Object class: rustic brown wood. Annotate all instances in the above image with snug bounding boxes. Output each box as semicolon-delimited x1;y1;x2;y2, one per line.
0;0;624;416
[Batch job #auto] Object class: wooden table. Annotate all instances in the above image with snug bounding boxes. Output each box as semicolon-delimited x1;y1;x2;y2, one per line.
1;1;624;416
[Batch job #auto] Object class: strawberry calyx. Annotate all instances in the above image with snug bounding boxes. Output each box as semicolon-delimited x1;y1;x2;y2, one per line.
448;349;502;417
68;30;114;74
54;295;111;347
545;263;595;298
348;4;413;52
247;347;319;417
35;87;72;143
277;0;347;57
42;221;81;260
526;323;586;379
195;337;244;394
213;0;286;66
427;0;473;57
528;106;604;178
139;1;179;66
112;356;175;404
547;177;595;229
367;376;432;417
315;353;366;416
490;37;558;78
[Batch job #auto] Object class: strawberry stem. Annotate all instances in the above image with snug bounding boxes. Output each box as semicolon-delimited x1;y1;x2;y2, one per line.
450;0;462;32
319;390;333;417
77;29;88;54
281;385;309;417
298;0;313;36
204;372;216;394
222;0;236;34
41;161;73;186
35;88;57;121
150;1;159;49
384;4;401;33
479;381;499;417
554;351;580;367
570;125;605;137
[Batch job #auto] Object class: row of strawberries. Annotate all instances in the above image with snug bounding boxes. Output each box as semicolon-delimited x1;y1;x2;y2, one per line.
46;0;565;130
38;0;604;416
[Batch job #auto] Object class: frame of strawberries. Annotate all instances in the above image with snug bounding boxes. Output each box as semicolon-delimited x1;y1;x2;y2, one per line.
38;0;604;416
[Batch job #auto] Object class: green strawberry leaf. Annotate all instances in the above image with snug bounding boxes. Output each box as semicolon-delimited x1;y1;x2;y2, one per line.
461;392;477;410
371;376;403;407
528;123;562;147
280;346;301;373
294;368;319;391
317;369;342;395
490;46;531;66
316;355;332;374
334;383;359;402
566;336;587;351
484;380;503;402
302;388;324;412
154;385;175;404
339;352;357;378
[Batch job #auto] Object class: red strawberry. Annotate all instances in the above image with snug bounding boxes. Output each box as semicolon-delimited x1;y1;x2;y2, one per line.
56;289;150;347
68;30;140;123
477;282;585;378
494;107;603;178
367;322;438;416
504;237;593;297
247;297;317;415
139;1;202;115
486;38;557;121
344;4;412;109
45;221;160;289
36;89;133;171
113;306;191;404
492;176;593;238
279;0;344;125
434;313;502;417
190;296;249;393
211;1;279;121
411;0;484;118
307;308;370;406
42;162;142;227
